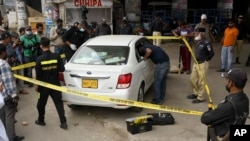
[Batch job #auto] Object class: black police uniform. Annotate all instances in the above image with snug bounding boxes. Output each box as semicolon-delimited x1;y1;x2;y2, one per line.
35;50;66;125
201;92;249;137
62;26;88;61
195;39;214;63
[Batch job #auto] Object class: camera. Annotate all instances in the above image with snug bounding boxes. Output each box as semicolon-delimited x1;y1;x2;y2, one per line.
4;95;18;109
29;44;38;52
56;28;64;35
31;46;36;52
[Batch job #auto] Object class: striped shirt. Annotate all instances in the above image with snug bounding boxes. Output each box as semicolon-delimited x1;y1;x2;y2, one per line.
0;59;17;98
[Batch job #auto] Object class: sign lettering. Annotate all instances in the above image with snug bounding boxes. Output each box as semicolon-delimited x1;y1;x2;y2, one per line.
230;125;250;141
74;0;102;7
234;129;247;136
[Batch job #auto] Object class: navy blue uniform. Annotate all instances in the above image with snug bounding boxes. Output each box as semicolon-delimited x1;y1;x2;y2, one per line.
195;39;214;63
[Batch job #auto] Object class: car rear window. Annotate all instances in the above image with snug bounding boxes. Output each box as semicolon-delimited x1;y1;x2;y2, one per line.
71;46;129;65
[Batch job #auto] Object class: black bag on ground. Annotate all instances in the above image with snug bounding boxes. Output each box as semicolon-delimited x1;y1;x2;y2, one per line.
147;113;175;125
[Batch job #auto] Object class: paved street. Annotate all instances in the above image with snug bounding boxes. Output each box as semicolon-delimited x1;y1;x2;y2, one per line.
14;41;250;141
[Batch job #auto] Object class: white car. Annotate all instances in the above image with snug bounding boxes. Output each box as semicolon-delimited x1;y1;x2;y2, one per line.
60;35;154;112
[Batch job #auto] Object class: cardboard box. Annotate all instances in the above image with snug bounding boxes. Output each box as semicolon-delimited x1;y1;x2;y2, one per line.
28;17;46;32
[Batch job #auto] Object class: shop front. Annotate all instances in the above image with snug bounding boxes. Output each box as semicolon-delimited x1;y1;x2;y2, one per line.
62;0;113;29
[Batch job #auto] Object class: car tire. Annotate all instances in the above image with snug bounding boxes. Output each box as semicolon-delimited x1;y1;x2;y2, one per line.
130;83;144;112
67;104;80;110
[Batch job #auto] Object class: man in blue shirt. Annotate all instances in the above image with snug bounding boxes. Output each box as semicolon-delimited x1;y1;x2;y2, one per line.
137;44;170;104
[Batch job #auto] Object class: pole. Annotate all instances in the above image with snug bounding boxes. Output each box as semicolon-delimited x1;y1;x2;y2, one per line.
207;102;213;141
178;46;182;74
16;0;28;30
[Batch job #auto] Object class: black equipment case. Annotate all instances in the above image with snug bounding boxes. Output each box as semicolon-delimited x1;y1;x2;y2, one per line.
147;113;175;125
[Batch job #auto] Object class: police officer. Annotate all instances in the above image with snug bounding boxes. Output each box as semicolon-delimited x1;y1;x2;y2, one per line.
201;69;249;140
35;37;67;129
62;21;88;62
95;18;112;36
187;27;214;104
118;17;133;35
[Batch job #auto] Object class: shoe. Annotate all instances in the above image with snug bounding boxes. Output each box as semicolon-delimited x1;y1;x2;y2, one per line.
35;120;46;126
151;99;163;105
192;99;205;104
60;122;68;129
19;89;29;94
13;136;25;141
246;62;250;67
235;58;241;64
180;69;184;74
216;69;225;72
187;94;197;99
185;70;191;74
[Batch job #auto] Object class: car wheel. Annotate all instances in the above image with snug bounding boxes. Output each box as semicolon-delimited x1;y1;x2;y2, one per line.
67;104;80;110
130;83;144;112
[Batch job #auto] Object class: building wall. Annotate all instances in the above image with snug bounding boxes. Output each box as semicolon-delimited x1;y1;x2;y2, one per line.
187;0;217;9
63;0;113;25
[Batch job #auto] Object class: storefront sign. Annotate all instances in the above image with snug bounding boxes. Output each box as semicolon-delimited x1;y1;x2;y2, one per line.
74;0;102;7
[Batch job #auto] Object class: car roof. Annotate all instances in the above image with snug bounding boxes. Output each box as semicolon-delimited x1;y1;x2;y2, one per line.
86;35;144;46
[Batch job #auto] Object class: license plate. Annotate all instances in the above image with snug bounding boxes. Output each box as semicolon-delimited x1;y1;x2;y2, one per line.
82;79;98;88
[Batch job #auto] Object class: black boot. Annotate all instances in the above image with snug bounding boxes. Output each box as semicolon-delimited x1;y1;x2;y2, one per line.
236;57;241;64
12;136;25;141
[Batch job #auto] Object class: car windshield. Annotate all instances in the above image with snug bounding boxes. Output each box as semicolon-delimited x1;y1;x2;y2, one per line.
71;46;129;65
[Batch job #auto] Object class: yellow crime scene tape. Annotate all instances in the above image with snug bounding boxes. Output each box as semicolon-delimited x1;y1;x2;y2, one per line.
11;36;215;116
11;62;36;71
14;73;204;116
11;54;65;71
